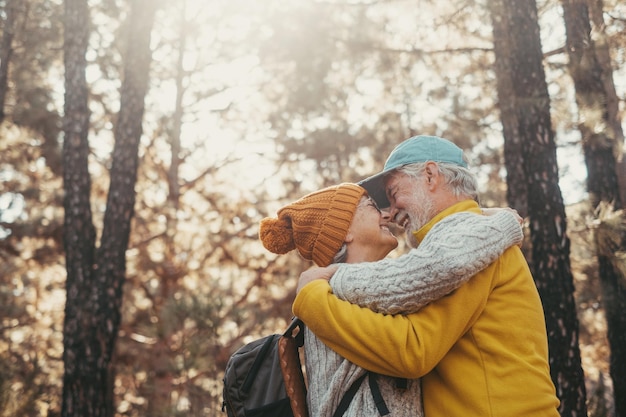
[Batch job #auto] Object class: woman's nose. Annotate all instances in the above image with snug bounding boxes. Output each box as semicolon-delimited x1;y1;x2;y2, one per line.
387;206;399;223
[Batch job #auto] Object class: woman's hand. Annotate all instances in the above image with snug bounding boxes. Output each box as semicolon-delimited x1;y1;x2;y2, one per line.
482;207;525;226
297;264;339;293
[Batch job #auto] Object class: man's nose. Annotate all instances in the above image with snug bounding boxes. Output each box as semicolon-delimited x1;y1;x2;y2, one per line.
387;206;399;223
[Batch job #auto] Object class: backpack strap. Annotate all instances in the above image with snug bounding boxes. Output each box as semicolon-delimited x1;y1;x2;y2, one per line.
331;372;390;417
368;373;390;416
395;377;408;389
283;316;305;347
331;373;367;417
280;317;309;417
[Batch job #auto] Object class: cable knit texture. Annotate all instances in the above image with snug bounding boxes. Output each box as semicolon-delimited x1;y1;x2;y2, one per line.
304;209;523;417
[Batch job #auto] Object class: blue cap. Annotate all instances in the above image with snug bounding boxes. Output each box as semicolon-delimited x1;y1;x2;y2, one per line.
358;135;467;207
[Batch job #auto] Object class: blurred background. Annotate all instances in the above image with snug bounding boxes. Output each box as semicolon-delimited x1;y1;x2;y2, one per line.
0;0;624;416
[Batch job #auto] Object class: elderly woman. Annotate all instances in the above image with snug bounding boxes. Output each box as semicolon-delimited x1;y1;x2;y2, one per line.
259;183;522;417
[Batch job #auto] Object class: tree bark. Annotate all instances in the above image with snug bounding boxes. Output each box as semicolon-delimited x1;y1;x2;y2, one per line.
62;0;157;416
62;0;98;415
561;0;626;415
0;0;18;123
586;0;626;209
490;0;528;218
489;0;588;415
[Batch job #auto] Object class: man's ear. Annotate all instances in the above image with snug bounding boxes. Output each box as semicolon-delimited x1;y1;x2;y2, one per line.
424;162;440;189
344;229;355;243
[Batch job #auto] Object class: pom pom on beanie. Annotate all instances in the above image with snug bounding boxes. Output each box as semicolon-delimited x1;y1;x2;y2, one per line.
259;217;296;254
259;183;366;267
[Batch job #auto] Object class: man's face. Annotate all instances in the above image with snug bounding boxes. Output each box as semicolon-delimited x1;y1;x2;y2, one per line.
384;171;435;248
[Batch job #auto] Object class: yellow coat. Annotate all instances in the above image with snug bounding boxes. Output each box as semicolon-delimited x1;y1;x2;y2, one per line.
293;200;561;417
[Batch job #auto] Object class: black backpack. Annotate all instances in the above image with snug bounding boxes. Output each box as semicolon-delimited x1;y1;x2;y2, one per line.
222;317;396;417
222;318;307;417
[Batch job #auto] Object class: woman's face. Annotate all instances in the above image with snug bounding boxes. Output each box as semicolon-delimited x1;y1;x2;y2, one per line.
346;196;398;262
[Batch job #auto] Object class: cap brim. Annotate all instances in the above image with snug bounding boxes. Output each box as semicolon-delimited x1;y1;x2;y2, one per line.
358;172;390;208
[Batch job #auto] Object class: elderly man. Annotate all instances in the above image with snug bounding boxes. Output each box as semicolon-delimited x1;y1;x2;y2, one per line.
293;135;560;417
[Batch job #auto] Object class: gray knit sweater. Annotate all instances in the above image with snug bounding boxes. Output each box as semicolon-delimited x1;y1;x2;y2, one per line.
304;211;523;417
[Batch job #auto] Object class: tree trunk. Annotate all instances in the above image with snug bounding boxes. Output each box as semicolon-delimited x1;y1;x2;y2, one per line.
586;0;626;209
0;0;18;123
62;0;157;416
561;0;626;415
62;0;99;415
592;211;626;417
489;0;588;415
490;0;528;217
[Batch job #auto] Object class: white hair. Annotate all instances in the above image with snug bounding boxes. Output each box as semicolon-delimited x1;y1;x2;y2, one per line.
396;161;479;201
332;243;348;264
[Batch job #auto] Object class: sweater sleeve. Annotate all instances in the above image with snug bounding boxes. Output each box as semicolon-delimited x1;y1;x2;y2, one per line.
330;210;522;314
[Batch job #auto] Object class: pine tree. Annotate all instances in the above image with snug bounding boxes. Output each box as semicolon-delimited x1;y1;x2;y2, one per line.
489;0;588;414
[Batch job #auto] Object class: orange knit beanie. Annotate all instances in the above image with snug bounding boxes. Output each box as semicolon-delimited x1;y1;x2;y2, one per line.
259;183;367;267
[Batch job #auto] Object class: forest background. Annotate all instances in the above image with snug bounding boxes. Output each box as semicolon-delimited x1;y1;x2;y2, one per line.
0;0;625;416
